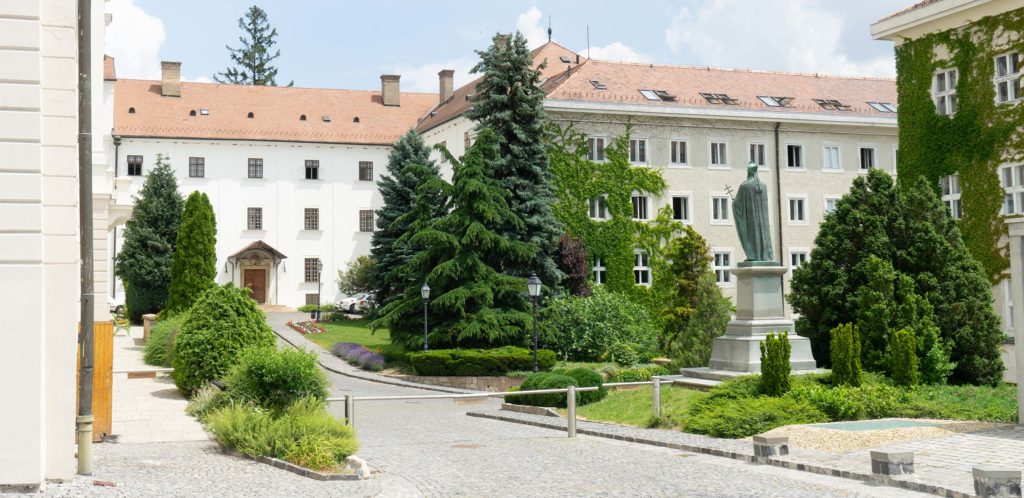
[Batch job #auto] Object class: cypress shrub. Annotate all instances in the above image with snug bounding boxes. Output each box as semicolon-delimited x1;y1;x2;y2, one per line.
890;328;920;387
759;332;791;396
172;284;276;395
163;191;217;317
829;323;862;387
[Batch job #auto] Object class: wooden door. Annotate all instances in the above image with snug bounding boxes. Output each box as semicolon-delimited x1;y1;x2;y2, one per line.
243;269;267;303
76;321;113;442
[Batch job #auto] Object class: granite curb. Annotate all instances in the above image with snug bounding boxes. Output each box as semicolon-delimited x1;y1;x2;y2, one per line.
467;410;975;498
268;315;476;395
216;442;364;481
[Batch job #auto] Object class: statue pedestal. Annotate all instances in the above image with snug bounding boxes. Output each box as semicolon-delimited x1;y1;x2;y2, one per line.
706;264;817;373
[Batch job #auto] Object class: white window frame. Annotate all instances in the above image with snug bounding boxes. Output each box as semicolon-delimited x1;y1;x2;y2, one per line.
709;140;728;169
823;195;841;215
822;145;842;172
303;206;320;231
1004;280;1015;331
669;192;692;224
785;144;805;171
1000;165;1024;216
587;136;607;162
787;195;808;226
994;52;1022;104
940;174;962;219
629;138;648;165
710;194;731;225
712;249;733;287
748;142;768;169
633;249;651;286
933;68;958;115
246;206;264;231
858;145;876;173
588;195;609;221
788;248;810;275
592;257;607;285
669;138;689;167
893;146;900;174
631;194;649;220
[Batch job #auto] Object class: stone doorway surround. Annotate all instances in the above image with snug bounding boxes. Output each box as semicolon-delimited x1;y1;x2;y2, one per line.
226;240;287;305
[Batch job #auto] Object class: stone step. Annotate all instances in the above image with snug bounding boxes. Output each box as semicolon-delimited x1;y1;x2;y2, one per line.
669;376;721;390
678;367;747;381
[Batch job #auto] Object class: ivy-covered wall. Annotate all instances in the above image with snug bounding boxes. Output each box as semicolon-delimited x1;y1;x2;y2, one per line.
894;6;1024;283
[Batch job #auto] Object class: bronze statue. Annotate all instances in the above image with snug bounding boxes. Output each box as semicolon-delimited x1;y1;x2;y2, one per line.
732;162;775;263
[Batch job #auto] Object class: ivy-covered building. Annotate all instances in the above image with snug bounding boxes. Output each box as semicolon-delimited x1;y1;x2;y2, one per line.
417;41;899;310
872;0;1024;340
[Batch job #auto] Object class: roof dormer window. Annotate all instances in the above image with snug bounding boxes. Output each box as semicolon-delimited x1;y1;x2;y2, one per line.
128;107;136;114
247;112;254;118
757;96;793;107
590;80;607;90
700;93;739;105
189;110;197;116
353;117;360;123
299;114;307;121
867;102;898;113
814;99;852;111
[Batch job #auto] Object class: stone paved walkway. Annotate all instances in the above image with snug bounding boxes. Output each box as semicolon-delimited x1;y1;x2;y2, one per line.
111;326;207;443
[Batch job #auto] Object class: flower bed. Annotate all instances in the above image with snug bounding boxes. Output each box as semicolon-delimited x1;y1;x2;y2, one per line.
287;320;325;335
331;342;385;371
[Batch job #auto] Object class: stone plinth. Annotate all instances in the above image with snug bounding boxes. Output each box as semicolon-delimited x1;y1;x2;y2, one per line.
752;435;789;458
973;468;1022;498
707;264;817;373
870;451;915;476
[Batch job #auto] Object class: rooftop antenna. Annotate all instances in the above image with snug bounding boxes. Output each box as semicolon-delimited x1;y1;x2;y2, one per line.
586;25;590;59
547;16;552;43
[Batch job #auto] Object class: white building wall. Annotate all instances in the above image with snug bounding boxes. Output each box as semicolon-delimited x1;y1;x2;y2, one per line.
418;116;475;180
110;138;389;307
0;0;82;486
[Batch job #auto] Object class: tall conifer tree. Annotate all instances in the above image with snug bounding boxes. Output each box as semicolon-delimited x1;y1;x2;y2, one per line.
215;6;292;86
164;191;217;316
115;155;184;321
371;130;443;306
375;129;535;349
467;32;562;288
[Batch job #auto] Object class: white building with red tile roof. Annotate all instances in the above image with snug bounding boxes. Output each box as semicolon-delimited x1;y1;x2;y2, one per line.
417;41;899;309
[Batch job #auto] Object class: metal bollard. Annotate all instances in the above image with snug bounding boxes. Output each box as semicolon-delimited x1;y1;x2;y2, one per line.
567;385;577;438
652;376;661;419
345;394;355;427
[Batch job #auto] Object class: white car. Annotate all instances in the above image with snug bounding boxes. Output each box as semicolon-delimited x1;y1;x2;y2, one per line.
338;293;372;313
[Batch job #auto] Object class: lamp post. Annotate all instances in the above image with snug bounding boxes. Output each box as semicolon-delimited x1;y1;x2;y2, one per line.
315;259;324;321
527;272;542;372
421;283;431;351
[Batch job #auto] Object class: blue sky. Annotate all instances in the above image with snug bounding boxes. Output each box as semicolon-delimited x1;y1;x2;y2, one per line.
105;0;911;92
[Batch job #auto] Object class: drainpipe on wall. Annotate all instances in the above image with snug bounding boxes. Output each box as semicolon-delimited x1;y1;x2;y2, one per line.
76;0;95;476
112;135;120;177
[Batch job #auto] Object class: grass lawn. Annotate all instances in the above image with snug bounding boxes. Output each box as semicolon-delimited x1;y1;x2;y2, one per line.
303;319;403;359
563;386;705;429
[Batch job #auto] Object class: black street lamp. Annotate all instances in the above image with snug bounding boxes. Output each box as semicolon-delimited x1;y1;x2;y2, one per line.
314;259;324;321
527;272;542;372
421;283;431;351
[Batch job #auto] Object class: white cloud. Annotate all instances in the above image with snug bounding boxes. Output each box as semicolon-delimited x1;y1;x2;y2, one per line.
104;0;166;79
664;0;895;77
582;42;649;63
516;6;548;49
185;75;212;84
390;57;477;93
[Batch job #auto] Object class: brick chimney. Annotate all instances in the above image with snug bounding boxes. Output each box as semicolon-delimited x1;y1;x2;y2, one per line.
438;69;454;104
380;74;400;107
161;61;181;97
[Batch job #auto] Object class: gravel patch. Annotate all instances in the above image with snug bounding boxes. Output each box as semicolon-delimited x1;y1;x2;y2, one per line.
761;419;1010;453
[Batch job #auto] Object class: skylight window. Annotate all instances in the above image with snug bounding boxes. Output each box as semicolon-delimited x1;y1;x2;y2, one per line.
654;90;676;101
322;115;331;122
757;96;793;107
590;80;607;90
700;93;739;105
559;55;572;63
199;108;209;116
639;89;660;101
867;101;898;113
639;89;676;101
814;99;852;111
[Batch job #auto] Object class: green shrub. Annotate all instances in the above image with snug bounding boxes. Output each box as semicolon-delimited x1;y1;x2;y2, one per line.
172;284;276;395
540;287;659;365
786;383;909;421
186;383;227;420
144;316;184;367
225;348;328;412
890;328;920;387
759;332;791;396
515;373;578;408
610;366;670;383
829;323;862;387
683;396;827;438
553;368;606;405
297;304;337;313
896;384;1017;422
205;398;358;472
407;346;555;376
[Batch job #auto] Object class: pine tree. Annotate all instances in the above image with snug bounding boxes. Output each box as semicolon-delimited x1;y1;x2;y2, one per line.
557;234;591;297
671;272;733;368
466;32;562;288
659;226;714;352
370;130;443;307
790;169;1004;385
163;192;217;317
214;6;292;86
374;129;536;349
115;155;184;321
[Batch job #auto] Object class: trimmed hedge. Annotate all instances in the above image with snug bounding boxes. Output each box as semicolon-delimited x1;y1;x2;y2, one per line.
610;365;670;383
407;346;556;376
515;373;578;408
225;348;329;413
553;368;607;405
